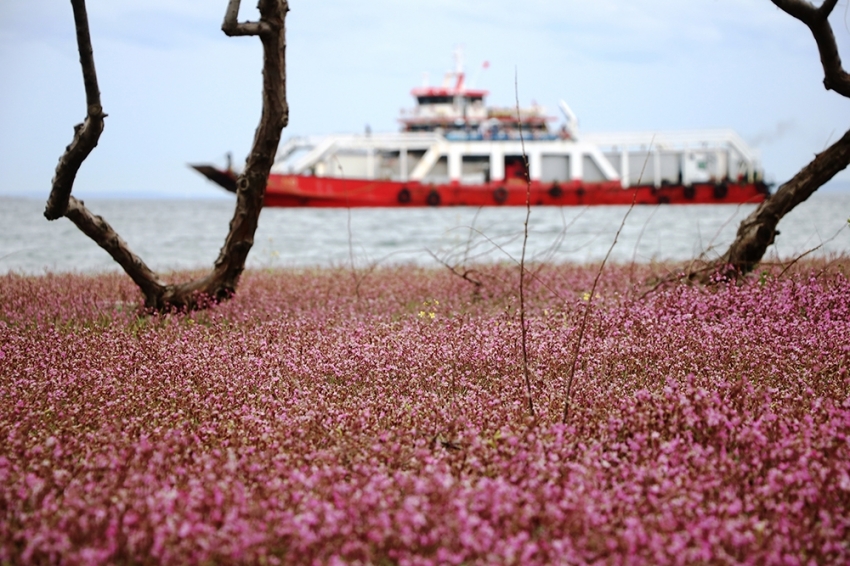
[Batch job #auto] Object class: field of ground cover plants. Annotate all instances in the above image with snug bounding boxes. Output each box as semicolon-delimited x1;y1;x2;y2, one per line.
1;260;849;564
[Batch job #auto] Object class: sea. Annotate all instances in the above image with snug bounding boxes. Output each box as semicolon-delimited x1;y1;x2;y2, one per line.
1;193;848;275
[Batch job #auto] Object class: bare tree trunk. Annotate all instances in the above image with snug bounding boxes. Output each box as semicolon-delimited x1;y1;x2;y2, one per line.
717;129;850;277
45;0;289;311
714;0;850;278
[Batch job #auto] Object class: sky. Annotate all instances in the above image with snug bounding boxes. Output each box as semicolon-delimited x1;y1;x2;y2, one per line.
1;0;850;199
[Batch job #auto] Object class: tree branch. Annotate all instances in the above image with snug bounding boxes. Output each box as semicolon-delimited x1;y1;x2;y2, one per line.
771;0;850;97
65;197;166;306
45;0;105;221
159;0;289;310
708;1;850;280
222;0;271;36
717;127;850;277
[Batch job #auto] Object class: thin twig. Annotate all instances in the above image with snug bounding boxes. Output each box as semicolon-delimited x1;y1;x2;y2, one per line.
516;68;535;419
344;171;360;300
635;135;655;187
561;135;654;424
329;154;363;301
426;250;484;290
456;225;566;303
629;204;659;282
462;207;483;267
561;195;636;424
534;206;589;265
777;223;846;279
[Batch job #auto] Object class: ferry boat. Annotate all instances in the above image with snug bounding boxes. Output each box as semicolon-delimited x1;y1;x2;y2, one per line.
192;56;769;207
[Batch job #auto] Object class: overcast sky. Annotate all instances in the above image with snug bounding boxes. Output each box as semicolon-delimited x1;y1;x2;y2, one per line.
1;0;849;199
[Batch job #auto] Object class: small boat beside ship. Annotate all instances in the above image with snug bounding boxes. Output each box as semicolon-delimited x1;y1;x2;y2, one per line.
193;56;769;207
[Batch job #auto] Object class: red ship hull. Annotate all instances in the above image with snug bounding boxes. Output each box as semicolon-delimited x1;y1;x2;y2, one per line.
262;174;769;208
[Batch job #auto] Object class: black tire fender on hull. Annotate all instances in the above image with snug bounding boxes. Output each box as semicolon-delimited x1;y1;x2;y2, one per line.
493;187;508;204
426;190;441;206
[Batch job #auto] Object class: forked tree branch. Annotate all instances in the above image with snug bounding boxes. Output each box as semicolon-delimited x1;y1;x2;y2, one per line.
771;0;850;97
222;0;272;36
46;0;289;311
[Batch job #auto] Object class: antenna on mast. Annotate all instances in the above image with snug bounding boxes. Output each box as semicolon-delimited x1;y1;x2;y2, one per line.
452;46;465;90
559;100;580;139
468;60;489;89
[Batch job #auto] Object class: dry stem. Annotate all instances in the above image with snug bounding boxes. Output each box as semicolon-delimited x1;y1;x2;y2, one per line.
515;69;535;419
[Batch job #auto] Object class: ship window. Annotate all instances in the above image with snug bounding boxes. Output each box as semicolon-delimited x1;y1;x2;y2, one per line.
504;155;529;180
418;95;453;105
462;155;491;185
583;155;606;182
542;155;570;182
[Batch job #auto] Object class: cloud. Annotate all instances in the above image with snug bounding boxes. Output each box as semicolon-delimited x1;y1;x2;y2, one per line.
2;0;849;198
0;0;223;51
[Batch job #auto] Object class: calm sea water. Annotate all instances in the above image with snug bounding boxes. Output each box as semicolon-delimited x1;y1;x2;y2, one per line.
1;194;848;275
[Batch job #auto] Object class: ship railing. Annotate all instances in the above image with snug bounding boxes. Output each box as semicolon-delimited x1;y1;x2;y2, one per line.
445;130;560;142
582;129;762;187
272;132;449;175
581;129;761;167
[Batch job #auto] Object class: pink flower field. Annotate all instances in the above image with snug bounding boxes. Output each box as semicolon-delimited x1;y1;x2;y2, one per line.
1;262;849;564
